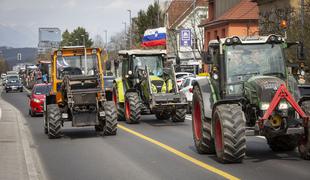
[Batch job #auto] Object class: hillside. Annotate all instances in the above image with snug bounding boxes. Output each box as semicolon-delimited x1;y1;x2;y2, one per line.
0;47;37;68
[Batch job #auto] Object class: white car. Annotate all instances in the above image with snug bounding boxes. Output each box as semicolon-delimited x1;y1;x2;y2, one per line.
175;72;194;87
180;76;205;102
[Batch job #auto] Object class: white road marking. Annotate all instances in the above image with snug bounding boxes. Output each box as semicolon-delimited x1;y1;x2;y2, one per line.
185;115;192;121
23;86;31;93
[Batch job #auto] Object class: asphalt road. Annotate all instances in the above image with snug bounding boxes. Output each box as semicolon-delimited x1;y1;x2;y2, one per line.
2;90;310;180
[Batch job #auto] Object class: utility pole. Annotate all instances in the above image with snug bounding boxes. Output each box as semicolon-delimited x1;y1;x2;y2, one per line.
301;0;305;40
128;9;132;49
157;0;160;27
123;22;127;49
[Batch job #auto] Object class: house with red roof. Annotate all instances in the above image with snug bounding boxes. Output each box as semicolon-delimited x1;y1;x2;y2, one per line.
199;0;259;71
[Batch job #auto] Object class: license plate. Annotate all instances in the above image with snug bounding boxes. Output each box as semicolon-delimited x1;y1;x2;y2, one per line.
12;87;17;90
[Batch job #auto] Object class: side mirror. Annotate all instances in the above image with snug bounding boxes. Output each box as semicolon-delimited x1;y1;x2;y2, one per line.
297;42;306;60
202;51;213;64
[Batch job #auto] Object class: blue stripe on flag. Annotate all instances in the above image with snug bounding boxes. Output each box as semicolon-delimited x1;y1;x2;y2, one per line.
142;33;166;42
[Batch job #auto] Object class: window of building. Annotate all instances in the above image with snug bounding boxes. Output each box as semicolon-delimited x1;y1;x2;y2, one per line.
222;28;226;38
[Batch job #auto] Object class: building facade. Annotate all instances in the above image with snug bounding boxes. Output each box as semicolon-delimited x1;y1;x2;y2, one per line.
199;0;259;71
165;0;208;67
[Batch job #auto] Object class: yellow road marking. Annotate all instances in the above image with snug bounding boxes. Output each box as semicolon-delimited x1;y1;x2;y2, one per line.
118;124;240;180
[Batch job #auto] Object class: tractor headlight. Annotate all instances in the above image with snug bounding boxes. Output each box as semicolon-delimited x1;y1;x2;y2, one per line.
278;102;288;110
260;103;270;110
33;98;41;103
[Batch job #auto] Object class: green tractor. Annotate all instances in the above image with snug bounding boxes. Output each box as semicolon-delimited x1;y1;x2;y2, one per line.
113;49;187;124
192;35;310;163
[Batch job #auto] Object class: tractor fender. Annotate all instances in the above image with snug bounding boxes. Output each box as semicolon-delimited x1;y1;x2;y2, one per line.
113;78;125;103
193;78;216;119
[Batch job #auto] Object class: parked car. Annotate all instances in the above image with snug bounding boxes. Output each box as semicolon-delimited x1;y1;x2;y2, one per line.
2;76;7;86
180;76;205;107
5;75;23;92
1;73;6;79
175;72;194;87
28;83;51;117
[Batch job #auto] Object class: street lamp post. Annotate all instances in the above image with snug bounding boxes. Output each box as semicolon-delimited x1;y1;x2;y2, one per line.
81;35;87;74
104;30;108;50
128;9;132;49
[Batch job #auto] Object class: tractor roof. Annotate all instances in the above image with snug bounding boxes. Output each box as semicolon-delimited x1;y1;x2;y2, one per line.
209;34;285;45
118;49;166;56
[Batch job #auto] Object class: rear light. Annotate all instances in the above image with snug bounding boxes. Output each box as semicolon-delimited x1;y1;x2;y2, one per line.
177;80;182;83
189;88;193;93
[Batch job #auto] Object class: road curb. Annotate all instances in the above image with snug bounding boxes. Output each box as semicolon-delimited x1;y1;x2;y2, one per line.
0;89;47;180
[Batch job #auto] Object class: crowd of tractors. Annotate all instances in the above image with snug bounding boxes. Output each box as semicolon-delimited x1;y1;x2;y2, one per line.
13;34;310;164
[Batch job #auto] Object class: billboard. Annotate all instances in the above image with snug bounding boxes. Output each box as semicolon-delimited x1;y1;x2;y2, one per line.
39;28;61;42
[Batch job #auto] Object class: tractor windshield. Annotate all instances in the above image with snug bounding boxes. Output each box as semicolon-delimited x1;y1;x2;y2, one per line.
57;55;98;79
133;55;163;76
226;44;285;83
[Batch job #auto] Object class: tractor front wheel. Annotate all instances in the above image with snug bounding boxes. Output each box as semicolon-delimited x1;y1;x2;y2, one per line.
299;101;310;160
172;109;186;122
125;92;141;124
47;104;62;139
113;86;125;121
213;104;246;163
192;86;215;154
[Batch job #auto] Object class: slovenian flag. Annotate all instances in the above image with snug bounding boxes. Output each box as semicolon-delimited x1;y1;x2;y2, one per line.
142;27;166;47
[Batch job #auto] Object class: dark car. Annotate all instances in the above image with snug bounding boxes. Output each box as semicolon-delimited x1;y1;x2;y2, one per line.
104;76;115;101
5;75;23;93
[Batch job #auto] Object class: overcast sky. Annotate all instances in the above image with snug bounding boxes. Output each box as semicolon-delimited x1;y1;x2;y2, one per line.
0;0;155;47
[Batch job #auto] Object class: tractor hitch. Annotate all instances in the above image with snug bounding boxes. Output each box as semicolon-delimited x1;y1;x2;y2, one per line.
259;84;309;129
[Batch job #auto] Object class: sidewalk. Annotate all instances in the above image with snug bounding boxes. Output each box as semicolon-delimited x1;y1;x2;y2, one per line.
0;88;45;180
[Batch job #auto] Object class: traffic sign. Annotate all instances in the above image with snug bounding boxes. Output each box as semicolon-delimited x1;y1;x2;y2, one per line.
180;29;191;47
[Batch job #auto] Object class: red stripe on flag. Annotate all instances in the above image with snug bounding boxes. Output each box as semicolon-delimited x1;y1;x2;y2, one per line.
142;39;166;47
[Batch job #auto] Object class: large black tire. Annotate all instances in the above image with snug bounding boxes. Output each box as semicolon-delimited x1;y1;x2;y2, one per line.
47;104;62;139
267;135;299;151
103;102;118;136
299;100;310;160
155;112;170;120
213;104;246;163
113;86;126;121
171;109;186;122
192;86;215;154
125;92;141;124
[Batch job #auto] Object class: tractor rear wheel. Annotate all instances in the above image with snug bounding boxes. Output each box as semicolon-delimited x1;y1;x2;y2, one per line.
155;112;170;120
299;100;310;160
125;92;141;124
47;104;62;139
192;86;215;154
172;109;186;122
113;86;125;121
103;101;118;136
267;135;299;151
213;104;246;163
